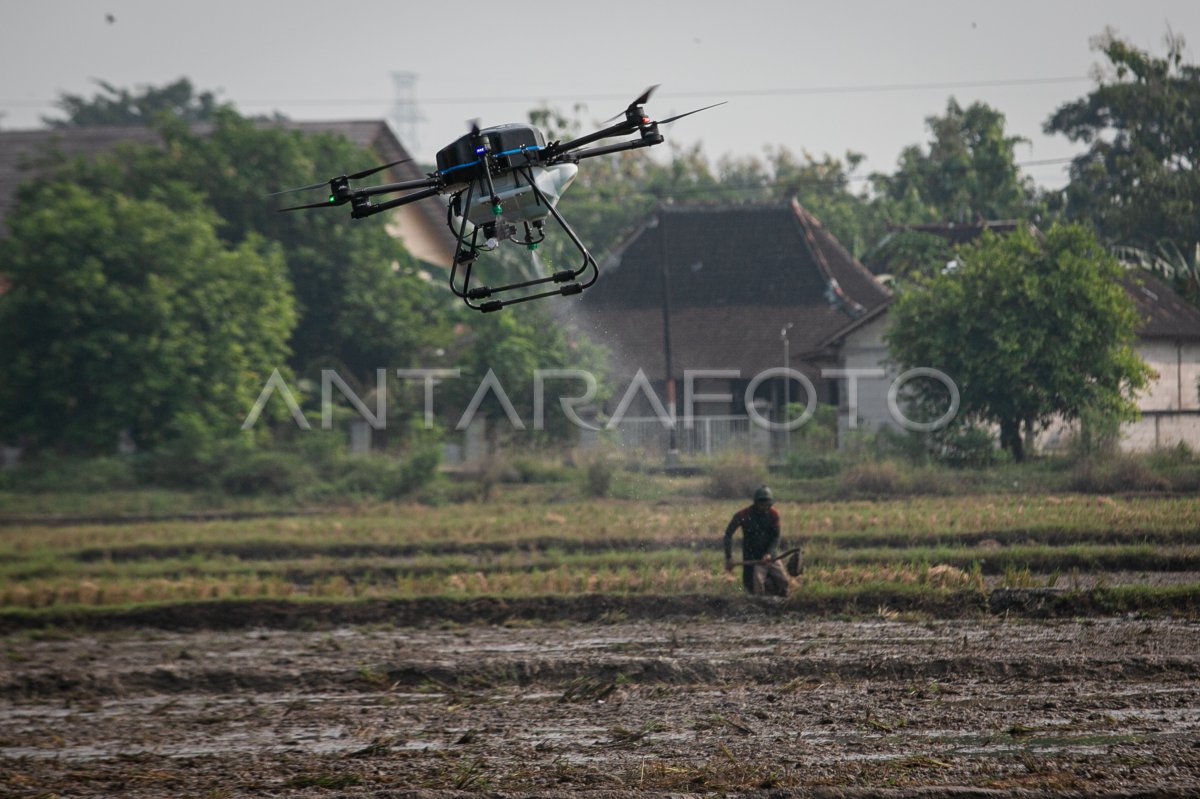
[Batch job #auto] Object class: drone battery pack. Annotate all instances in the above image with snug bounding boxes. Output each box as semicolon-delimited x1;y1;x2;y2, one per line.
437;124;546;179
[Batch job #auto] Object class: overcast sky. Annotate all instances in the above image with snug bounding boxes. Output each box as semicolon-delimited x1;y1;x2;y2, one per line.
2;1;1197;190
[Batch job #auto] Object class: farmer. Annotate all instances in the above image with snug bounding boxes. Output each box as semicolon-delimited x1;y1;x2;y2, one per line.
723;485;789;597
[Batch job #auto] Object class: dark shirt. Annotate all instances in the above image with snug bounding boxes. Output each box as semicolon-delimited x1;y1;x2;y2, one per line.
723;505;781;562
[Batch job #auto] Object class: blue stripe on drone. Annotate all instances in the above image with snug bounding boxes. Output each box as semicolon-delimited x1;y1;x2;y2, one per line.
439;160;479;175
438;146;542;175
498;145;542;157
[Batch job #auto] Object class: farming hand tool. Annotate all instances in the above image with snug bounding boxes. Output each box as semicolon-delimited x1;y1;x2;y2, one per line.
728;547;803;576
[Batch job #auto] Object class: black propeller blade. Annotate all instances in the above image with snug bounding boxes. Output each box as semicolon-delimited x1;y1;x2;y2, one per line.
346;158;410;180
278;199;342;213
656;101;728;125
597;88;724;129
601;84;660;124
633;84;658;107
267;159;411;198
266;180;328;198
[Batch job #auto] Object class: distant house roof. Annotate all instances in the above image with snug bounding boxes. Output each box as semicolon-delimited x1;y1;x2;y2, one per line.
860;219;1200;342
886;219;1022;242
1124;271;1200;340
0;120;455;261
567;200;891;380
863;219;1029;276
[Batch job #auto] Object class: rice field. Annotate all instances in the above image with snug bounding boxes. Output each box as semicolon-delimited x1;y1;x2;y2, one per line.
1;492;1197;613
4;488;1200;796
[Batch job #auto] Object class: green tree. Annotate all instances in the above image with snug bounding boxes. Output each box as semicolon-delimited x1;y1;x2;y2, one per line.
885;224;1152;462
717;148;886;256
43;78;228;127
1045;30;1200;285
0;184;294;453
443;304;609;444
862;229;957;285
44;108;449;380
873;98;1038;223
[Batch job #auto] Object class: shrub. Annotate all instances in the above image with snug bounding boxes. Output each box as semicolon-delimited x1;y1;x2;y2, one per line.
837;460;902;496
509;455;571;484
703;451;769;500
469;454;514;500
329;448;439;499
1066;406;1123;465
934;425;1005;468
329;456;395;497
135;449;219;490
413;475;482;506
794;403;838;452
1067;454;1170;494
292;431;350;481
1145;445;1200;493
136;435;257;490
0;455;139;493
580;452;617;498
879;426;930;464
784;453;842;479
218;450;318;495
902;464;959;495
402;444;441;494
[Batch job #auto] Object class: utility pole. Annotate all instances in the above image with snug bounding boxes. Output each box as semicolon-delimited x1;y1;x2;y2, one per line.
781;323;793;459
657;210;679;466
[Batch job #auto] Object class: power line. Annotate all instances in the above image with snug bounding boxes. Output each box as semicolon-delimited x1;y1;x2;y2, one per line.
574;157;1076;199
0;75;1092;110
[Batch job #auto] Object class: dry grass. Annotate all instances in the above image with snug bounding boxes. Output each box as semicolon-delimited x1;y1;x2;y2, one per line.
0;491;1195;611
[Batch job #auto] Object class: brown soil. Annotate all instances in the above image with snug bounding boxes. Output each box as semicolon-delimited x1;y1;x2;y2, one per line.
2;611;1199;797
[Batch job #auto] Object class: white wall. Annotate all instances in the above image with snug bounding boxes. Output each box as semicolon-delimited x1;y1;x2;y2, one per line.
835;314;902;444
1119;339;1200;452
1137;340;1200;412
837;317;1200;454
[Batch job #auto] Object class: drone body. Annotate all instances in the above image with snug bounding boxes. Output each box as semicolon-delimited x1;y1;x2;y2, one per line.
438;123;578;232
271;88;723;312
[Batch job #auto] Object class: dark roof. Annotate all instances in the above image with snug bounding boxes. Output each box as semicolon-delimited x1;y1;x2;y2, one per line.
0;120;454;257
862;219;1200;341
812;298;894;355
567;200;891;378
1123;271;1200;340
864;219;1029;276
0;126;157;235
887;219;1022;243
820;262;1200;350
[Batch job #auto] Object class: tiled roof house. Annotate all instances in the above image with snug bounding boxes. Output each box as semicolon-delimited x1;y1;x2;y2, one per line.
567;199;891;426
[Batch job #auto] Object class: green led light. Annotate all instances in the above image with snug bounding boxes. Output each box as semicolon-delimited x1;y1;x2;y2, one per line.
528;243;539;251
492;204;503;215
328;195;336;203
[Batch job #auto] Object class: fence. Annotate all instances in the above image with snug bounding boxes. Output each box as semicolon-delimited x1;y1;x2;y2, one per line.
608;416;774;457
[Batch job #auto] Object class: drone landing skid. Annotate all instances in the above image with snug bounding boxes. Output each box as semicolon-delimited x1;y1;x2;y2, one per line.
450;169;597;312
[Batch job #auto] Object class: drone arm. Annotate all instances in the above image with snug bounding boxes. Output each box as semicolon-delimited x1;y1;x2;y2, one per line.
542;120;639;160
562;130;665;162
350;186;443;219
350;175;443;199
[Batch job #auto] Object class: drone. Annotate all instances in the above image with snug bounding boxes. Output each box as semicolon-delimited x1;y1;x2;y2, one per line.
270;86;724;312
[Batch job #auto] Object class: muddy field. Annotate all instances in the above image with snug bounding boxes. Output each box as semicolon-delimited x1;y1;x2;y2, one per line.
3;608;1199;797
